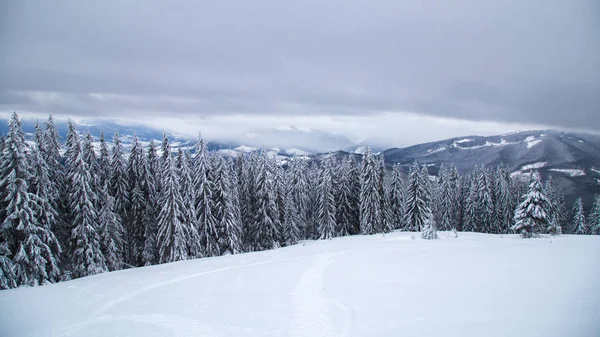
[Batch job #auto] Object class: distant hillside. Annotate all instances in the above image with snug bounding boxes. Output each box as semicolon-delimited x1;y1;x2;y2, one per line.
380;130;600;211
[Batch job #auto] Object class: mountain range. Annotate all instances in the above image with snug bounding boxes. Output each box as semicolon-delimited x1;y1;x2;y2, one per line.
2;117;599;213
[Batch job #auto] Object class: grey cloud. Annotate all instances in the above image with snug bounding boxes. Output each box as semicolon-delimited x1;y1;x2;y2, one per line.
0;0;598;129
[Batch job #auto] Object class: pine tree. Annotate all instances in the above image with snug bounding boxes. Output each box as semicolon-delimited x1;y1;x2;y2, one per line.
30;124;62;281
388;164;406;230
462;171;479;232
572;197;588;235
334;157;357;236
512;172;550;238
142;140;160;265
318;155;337;239
377;155;393;233
110;132;130;262
405;161;431;232
126;135;149;266
283;173;302;245
0;242;16;289
0;113;62;286
97;131;111;188
495;166;514;234
177;149;201;257
97;182;124;271
477;168;496;233
215;158;244;254
438;165;458;231
253;151;280;250
359;147;381;235
42;115;67;246
288;157;311;239
156;145;189;263
193;137;219;257
236;155;256;251
588;195;600;235
544;176;562;235
69;134;107;279
347;156;361;235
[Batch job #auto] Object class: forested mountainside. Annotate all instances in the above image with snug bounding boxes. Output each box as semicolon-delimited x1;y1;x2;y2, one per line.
1;113;599;289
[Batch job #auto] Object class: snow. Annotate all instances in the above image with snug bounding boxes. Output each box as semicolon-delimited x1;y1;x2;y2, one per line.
549;168;586;177
1;232;599;337
454;138;473;144
425;147;447;155
591;168;600;175
453;139;518;150
521;162;547;171
284;148;311;156
234;145;258;153
354;146;368;155
524;136;543;149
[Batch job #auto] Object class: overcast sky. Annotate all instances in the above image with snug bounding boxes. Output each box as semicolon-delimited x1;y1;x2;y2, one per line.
0;0;598;147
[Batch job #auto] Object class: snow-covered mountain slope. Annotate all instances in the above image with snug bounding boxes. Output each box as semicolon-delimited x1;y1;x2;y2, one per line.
380;130;600;210
1;231;599;337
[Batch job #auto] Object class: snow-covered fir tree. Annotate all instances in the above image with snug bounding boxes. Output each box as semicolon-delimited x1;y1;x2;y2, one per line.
68;134;107;279
544;176;562;235
141;140;160;266
288;157;311;239
0;113;62;286
193;137;219;257
0;242;16;289
512;172;551;238
588;195;600;235
215;158;244;254
30;124;62;281
318;155;337;239
405;161;431;232
253;151;280;250
110;132;130;261
462;171;479;232
97;182;124;271
388;164;406;230
177;149;201;258
125;135;148;266
359;147;382;235
495;166;514;234
377;155;393;233
283;173;302;246
477;168;496;233
156;144;189;264
334;157;358;236
97;131;111;188
572;197;588;235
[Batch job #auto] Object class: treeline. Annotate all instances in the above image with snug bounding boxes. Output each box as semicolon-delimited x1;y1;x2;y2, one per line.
1;113;599;289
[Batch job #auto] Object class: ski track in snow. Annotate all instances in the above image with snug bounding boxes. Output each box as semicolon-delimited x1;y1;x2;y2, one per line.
290;251;354;337
61;252;346;336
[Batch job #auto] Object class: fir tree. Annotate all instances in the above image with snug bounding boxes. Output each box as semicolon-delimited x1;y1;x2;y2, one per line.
193;137;219;257
544;176;562;235
318;155;337;239
142;140;160;265
177;149;201;257
359;147;381;235
1;113;62;286
335;157;357;236
97;131;111;188
0;242;16;289
288;157;311;239
377;155;393;233
462;171;479;232
572;197;588;235
253;151;280;250
495;166;514;234
126;135;149;266
216;158;244;254
512;173;550;238
405;161;431;232
283;174;302;245
97;182;124;271
156;146;189;263
110;132;130;261
388;164;406;230
69;135;107;279
588;195;600;235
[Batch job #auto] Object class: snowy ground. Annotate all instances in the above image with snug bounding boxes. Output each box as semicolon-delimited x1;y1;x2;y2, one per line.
1;232;599;337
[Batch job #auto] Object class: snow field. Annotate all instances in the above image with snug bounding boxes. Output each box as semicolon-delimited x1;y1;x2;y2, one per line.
1;231;599;337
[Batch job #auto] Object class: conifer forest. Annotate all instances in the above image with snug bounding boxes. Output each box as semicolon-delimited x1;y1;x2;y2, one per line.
1;112;599;289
